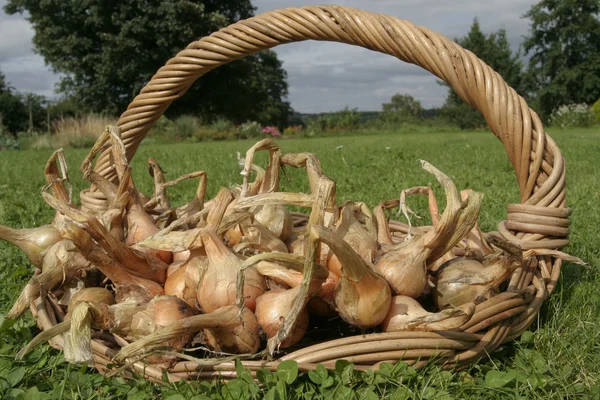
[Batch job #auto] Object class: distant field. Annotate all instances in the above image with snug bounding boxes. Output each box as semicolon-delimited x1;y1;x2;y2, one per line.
0;127;598;398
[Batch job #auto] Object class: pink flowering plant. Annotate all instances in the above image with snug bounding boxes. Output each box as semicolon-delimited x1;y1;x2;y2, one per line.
261;126;281;137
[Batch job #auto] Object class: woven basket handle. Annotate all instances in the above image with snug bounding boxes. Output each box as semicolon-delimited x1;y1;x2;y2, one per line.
91;5;569;249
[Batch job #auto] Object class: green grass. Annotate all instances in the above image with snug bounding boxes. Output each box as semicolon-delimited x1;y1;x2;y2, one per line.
0;127;599;399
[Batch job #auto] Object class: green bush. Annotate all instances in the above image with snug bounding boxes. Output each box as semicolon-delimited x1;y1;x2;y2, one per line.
307;107;360;134
549;104;596;128
237;121;262;139
172;115;203;139
150;115;173;137
592;98;600;123
283;125;303;136
436;102;487;130
189;118;236;142
0;133;20;150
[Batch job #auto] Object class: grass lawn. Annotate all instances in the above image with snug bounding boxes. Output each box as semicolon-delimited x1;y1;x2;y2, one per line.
0;127;599;398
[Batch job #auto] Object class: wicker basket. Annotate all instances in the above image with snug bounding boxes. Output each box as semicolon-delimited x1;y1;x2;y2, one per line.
32;5;571;383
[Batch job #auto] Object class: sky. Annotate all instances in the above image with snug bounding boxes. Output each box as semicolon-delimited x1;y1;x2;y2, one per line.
0;0;538;113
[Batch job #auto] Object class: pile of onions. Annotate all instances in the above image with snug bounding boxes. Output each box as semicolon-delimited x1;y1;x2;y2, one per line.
4;130;583;369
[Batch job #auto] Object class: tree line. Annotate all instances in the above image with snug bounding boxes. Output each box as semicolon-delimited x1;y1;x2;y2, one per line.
1;0;599;137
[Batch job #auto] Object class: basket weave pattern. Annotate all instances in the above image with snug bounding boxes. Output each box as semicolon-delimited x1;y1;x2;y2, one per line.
33;6;570;382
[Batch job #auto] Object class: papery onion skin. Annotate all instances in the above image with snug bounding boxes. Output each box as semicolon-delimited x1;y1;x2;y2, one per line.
375;246;428;298
255;287;309;348
197;259;265;313
252;204;293;242
288;236;330;268
164;266;189;305
172;250;191;264
65;287;115;322
136;296;195;364
67;288;115;313
224;225;244;247
334;269;392;329
126;202;173;264
318;270;340;300
203;307;261;354
434;257;492;309
196;230;265;313
167;260;186;277
382;295;474;332
0;224;63;268
164;260;203;310
382;295;428;331
327;205;378;276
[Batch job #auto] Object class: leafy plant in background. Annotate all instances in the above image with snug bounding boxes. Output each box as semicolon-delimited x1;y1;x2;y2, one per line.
549;104;596;129
0;132;21;150
283;125;303;136
592;98;600;123
172;115;203;140
307;107;361;134
378;93;424;127
237;121;263;139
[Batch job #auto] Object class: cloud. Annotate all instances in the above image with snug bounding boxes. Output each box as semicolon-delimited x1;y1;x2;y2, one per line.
0;0;537;111
0;0;59;97
253;0;536;112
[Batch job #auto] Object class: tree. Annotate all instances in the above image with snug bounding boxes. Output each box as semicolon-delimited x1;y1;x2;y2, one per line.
4;0;292;127
522;0;600;120
439;19;524;129
0;71;27;136
379;94;424;126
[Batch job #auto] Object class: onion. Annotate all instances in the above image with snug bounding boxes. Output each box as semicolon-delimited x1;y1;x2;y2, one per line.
42;192;170;284
312;225;392;329
374;243;428;299
224;224;244;247
288;234;330;269
172;250;191;263
6;239;91;320
233;223;290;254
164;254;205;309
239;139;293;241
375;161;482;298
458;189;494;256
65;287;115;320
196;229;265;312
127;198;173;264
114;305;248;362
202;307;261;354
434;252;523;309
166;260;186;276
63;295;194;364
60;220;164;304
327;202;378;276
382;295;475;332
81;168;130;242
255;260;304;288
255;287;309;348
0;224;62;268
251;204;293;242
